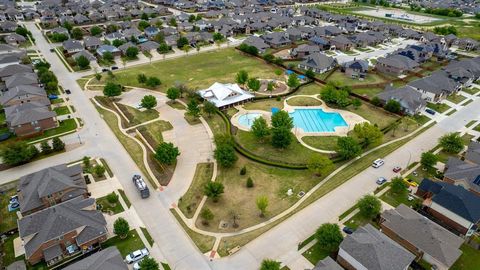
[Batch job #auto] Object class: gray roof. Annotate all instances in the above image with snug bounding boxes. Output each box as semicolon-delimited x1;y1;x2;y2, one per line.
6;261;26;270
311;257;343;270
340;224;414;270
243;36;269;52
444;157;480;194
465;141;480;165
73;50;96;62
299;52;337;71
377;54;419;71
43;244;62;262
0;85;47;106
408;73;460;95
381;204;463;268
63;39;84;51
17;164;85;214
4;72;38;89
62;247;128;270
5;102;56;126
0;64;33;78
18;197;107;260
83;36;102;48
0;53;22;64
377;85;426;114
139;41;160;51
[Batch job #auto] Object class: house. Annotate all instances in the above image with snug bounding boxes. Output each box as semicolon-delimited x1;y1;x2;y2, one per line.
408;73;461;103
380;204;463;270
62;39;84;55
96;45;121;57
308;36;329;50
62;247;128;270
377;85;426;115
341;59;368;79
375;54;419;76
465;141;480;164
262;32;291;48
5;102;57;137
308;257;342;270
242;36;269;54
3;72;39;89
0;64;32;78
4;33;26;46
17;164;87;215
0;52;23;68
138;41;160;53
72;50;96;63
456;38;478;51
83;36;102;51
144;26;159;39
290;44;320;59
416;179;480;236
18;197;107;265
443;142;480;196
0;85;49;107
330;35;354;51
337;224;415;270
198;82;254;109
104;32;125;43
298;52;337;74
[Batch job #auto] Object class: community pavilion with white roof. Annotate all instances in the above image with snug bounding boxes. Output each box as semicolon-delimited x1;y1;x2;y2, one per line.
198;82;255;109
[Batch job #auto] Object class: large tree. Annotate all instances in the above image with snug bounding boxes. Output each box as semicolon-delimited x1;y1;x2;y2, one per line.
52;137;65;151
0;142;39;166
247;77;261;91
307;154;334;177
336;136;362;160
235;70;249;85
353;122;383;147
154;142;180;165
421;151;438;168
102;51;114;62
71;28;83;40
90;26;103;36
103;82;122;97
214;143;237;167
204;182;224;202
187;99;200;118
141;95;157;109
113;217;130;239
271;127;292;148
315;223;343;252
166;87;181;102
287;73;299;88
139;257;159;270
125;46;139;59
271;111;293;130
75;55;90;69
390;177;408;195
260;259;281;270
384;99;401;113
251;116;269;141
357;195;382;219
439;133;463;153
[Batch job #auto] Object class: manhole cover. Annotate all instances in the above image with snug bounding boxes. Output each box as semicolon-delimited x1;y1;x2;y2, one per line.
298;191;305;197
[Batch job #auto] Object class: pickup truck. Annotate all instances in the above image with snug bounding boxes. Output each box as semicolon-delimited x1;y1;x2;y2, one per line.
132;174;150;198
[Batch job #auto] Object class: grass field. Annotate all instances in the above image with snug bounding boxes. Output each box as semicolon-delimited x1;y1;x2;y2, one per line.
427;102;451;113
327;71;386;86
102;230;145;257
351;87;384;99
141;227;154;246
345;101;399;130
178;162;214;218
451;244;480;270
242;98;284;111
301;136;339;151
296;83;323;95
97;48;283;92
0;187;18;233
53;106;71;115
379;189;417;208
302;242;330;265
137;120;173;147
286;96;322;106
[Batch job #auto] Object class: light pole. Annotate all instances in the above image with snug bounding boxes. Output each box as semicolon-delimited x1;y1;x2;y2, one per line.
77;134;82;145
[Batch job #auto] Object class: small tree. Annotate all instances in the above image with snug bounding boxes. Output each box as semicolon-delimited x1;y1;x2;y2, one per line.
439;133;464;153
305;69;315;79
203;101;217;117
145;77;161;88
287;73;299;88
247;77;261;92
113;217;130;239
40;141;52;154
251;116;269;141
102;51;114;62
353;122;383;147
93;164;106;177
358;195;382;219
256;195;269;217
71;28;83;40
337;137;361;160
154;142;180;165
204;182;224;202
125;46;139;59
421;151;438;168
240;166;247;175
246;177;254;188
307;154;334;177
0;142;39;166
271;127;292;148
267;81;275;93
52;137;65;151
200;208;214;226
90;26;103;36
352;98;362;109
315;223;343;252
167;87;181;103
260;259;281;270
76;55;90;69
141;95;157;109
214;143;237;167
390;177;408;195
83;156;91;168
137;73;147;84
371;96;382;107
106;192;119;205
139;257;159;270
384;99;401;113
103;82;122;98
187;99;200;118
236;70;249;85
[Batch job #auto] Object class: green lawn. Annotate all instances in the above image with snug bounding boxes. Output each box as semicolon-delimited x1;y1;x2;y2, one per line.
463;87;480;95
243;98;284;111
26;118;77;142
51;98;64;104
97;48;283;92
178;162;214;218
0;187;18;233
343;210;376;230
137;120;173;148
166;101;186;110
379;189;418;208
116;104;159;126
286;96;322;106
345;101;399;130
102;230;145;257
301;136;339;151
296;83;323;95
96;195;124;214
118;189;131;208
407;166;439;183
53;106;70;115
447;94;467;104
327;71;385;86
170;209;215;253
140;227;154;246
451;244;480;270
413;114;431;126
1;233;18;266
426;102;451;113
302;242;330;265
351;87;384;99
461;133;474;145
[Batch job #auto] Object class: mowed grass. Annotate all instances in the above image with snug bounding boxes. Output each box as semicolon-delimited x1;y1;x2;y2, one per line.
451;244;480;270
327;71;386;86
0;187;18;233
137;120;173;147
351;87;384;99
286;96;322;106
296;83;323;95
301;136;339;151
98;48;283;92
302;242;330;265
345;101;399;129
102;230;145;257
178;162;214;218
242;98;284;111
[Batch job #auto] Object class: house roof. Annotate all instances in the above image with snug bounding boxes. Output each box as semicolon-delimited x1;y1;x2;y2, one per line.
62;247;128;270
408;73;460;95
311;257;343;270
63;39;83;51
73;50;96;62
243;36;269;51
419;178;480;223
343;59;368;71
444;157;480;194
465;141;480;164
83;36;102;48
377;54;419;71
0;64;32;78
18;197;107;260
339;224;414;270
381;204;463;268
3;72;38;89
198;82;254;108
17;164;85;213
299;52;336;71
5;102;56;126
1;85;47;106
377;85;426;114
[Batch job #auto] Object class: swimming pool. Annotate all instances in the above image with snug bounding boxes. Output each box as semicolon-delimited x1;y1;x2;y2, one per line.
238;113;262;128
289;108;347;133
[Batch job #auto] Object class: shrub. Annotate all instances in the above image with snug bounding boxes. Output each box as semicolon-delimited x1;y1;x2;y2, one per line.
93;164;106;177
246;177;254;188
106;192;119;205
240;166;247;175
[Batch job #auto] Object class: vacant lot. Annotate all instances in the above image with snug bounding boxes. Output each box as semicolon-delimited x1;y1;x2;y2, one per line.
98;48;283;92
327;71;386;86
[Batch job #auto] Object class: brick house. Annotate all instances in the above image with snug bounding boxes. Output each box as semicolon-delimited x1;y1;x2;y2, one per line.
5;102;57;137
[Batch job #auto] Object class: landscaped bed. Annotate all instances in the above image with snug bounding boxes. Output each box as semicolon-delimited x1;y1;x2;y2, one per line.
178;162;214;218
96;195;124;215
116;103;159;127
137;120;173;148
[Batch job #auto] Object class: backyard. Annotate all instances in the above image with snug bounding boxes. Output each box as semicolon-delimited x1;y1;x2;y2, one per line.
326;71;386;87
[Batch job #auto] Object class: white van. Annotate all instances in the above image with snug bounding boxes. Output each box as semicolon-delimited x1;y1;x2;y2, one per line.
372;159;384;168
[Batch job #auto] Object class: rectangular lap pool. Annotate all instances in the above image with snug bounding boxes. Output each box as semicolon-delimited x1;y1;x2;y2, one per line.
289;108;347;133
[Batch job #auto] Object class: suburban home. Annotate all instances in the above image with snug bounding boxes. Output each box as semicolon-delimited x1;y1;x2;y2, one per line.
17;164;87;215
285;27;302;42
308;257;342;270
198;82;254;109
465;141;480;164
443;141;480;196
341;59;368;79
308;36;330;50
83;36;102;51
0;64;32;78
62;247;127;270
5;102;57;137
0;52;23;68
72;50;96;63
2;72;39;89
96;45;121;57
375;54;419;76
18;197;107;265
261;32;291;48
290;44;320;59
62;39;84;55
0;85;49;107
456;38;478;51
144;26;159;39
4;33;26;46
380;204;463;270
416;179;480;236
330;35;354;51
139;41;160;53
377;85;426;115
298;52;337;74
49;27;69;36
337;224;415;270
104;32;125;43
408;73;461;103
242;36;269;54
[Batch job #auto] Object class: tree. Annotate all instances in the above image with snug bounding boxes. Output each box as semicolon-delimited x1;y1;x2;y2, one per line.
315;223;343;252
305;69;315;79
71;28;83;40
113;217;130;239
320;84;350;107
137;73;147;84
40;141;52;154
390;177;408;195
154;32;165;44
421;151;438;168
246;177;254;188
357;195;382;219
256;195;269;217
247;77;261;92
177;36;189;48
200;208;214;225
260;259;281;270
112;39;125;47
103;82;122;97
187;99;200;118
182;45;191;55
145;76;161;87
76;55;90;69
352;98;362;109
439;133;463;153
384;99;401;113
169;17;177;27
267;81;275;93
235;70;249;85
106;24;118;33
102;51;114;62
251;116;270;141
158;42;170;54
203;101;217;117
125;46;139;59
62;21;73;32
154;142;180;165
138;20;150;31
90;26;103;36
287;73;299;88
271;110;293;130
213;32;224;42
93;165;106;177
204;182;224;202
167;87;181;102
0;142;39;166
308;155;334;176
95;73;102;81
353;122;383;147
50;33;68;42
139;257;159;270
106;192;119;205
271;127;292;148
240;166;247;175
83;156;91;168
371;96;382;107
214;143;237;167
337;137;361;160
141;95;157;109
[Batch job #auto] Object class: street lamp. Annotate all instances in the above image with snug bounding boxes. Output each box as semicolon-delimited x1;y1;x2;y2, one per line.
77;134;82;145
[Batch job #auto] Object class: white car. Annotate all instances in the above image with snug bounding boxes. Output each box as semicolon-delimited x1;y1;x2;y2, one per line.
125;248;149;264
372;159;385;168
133;258;145;270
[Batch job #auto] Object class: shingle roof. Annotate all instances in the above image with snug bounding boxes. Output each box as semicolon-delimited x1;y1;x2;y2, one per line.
0;85;47;106
62;247;128;270
377;85;426;114
339;224;414;270
3;72;38;89
311;257;343;270
381;204;463;268
5;102;56;126
299;52;336;71
0;64;32;78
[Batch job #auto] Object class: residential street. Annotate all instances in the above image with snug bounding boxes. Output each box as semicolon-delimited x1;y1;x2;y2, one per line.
0;21;478;270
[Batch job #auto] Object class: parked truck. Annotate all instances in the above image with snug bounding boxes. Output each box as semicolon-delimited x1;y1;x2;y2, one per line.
132;174;150;198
